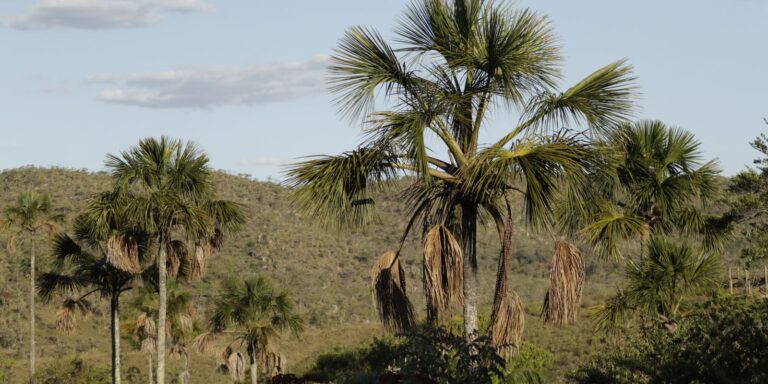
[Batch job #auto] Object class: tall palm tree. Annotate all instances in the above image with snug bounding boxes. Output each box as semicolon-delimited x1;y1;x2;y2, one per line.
106;136;245;384
196;276;303;384
3;191;62;379
130;285;198;384
564;120;721;258
286;0;637;344
37;211;148;384
593;237;720;332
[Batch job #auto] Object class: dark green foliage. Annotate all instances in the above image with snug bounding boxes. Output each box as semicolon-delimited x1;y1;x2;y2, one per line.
570;296;768;384
305;325;545;384
729;120;768;266
593;237;721;331
32;358;111;384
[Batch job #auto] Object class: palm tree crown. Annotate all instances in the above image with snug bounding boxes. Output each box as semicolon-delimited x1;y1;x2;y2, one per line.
287;0;637;344
566;120;722;258
594;237;720;332
198;276;303;384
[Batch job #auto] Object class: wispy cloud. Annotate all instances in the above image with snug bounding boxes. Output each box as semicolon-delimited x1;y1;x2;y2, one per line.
2;0;212;30
86;56;329;109
235;157;292;167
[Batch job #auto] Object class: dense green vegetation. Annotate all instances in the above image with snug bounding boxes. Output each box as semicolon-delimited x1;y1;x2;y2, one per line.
0;1;765;384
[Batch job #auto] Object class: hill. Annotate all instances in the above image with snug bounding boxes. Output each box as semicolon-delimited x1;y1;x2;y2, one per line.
0;166;674;382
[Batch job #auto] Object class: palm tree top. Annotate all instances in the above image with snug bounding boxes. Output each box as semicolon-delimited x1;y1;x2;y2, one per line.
3;191;62;233
287;0;638;232
210;276;304;338
106;136;212;200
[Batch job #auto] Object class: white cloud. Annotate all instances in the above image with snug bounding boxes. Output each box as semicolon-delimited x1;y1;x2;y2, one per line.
2;0;212;30
142;0;212;12
235;157;291;167
86;56;330;109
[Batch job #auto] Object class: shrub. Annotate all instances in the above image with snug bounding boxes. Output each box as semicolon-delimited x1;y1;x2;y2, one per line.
305;325;546;384
32;358;110;384
569;296;768;383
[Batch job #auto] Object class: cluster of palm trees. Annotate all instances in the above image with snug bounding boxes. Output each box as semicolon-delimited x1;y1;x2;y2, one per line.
2;138;302;384
286;0;726;351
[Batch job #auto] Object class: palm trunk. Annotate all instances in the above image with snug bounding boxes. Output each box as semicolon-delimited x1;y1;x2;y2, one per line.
111;296;122;384
29;239;36;379
147;353;154;384
249;345;258;384
180;350;190;384
460;203;479;341
156;236;168;384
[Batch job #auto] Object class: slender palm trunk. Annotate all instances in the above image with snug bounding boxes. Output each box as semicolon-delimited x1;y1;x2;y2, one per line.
29;239;36;380
156;237;168;384
461;204;479;341
179;350;190;384
110;296;122;384
249;347;258;384
147;353;154;384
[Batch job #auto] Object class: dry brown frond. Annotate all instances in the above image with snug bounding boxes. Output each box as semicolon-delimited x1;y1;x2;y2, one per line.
542;241;585;326
488;213;524;355
187;244;210;282
371;251;414;332
423;225;464;318
141;338;156;354
489;290;524;357
227;351;245;382
177;313;194;334
261;351;285;376
166;240;186;278
192;332;216;354
56;298;92;334
106;234;141;273
134;311;157;341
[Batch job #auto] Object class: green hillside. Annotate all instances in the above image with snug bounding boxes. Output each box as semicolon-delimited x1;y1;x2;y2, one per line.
0;166;699;382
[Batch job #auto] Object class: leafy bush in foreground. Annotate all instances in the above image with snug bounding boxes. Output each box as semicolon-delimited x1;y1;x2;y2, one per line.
31;358;110;384
570;296;768;383
306;325;548;384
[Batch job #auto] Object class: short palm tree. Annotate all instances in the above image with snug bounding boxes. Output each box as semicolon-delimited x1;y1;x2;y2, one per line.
593;237;720;332
130;284;198;384
287;0;637;346
106;136;245;384
38;211;147;384
565;120;721;258
3;191;62;379
196;276;303;384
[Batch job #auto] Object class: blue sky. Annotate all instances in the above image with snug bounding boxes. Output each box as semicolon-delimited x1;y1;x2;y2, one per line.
0;0;765;180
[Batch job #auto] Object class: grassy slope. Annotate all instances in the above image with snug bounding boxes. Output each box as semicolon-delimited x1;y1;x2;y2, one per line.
0;166;645;382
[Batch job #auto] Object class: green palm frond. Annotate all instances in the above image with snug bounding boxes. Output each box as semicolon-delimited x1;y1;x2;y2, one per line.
202;199;247;235
592;288;634;332
330;26;411;121
285;147;399;229
595;237;721;330
51;232;95;270
580;210;649;259
365;109;438;182
37;272;89;303
396;0;484;67
523;60;637;135
466;132;591;228
476;6;561;103
208;276;303;348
